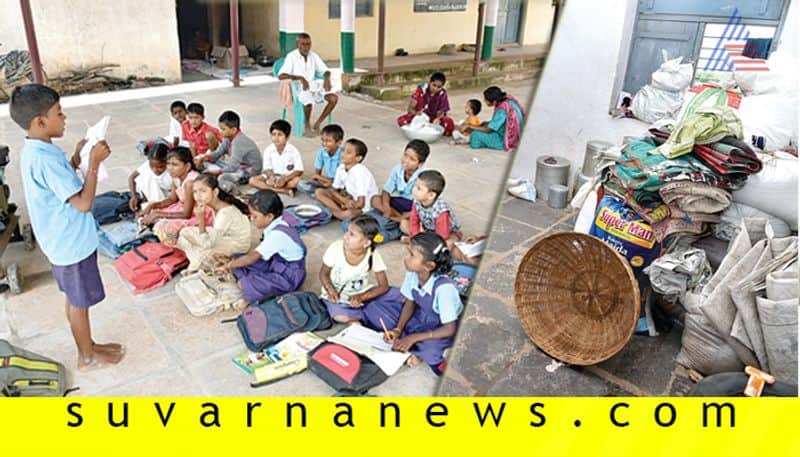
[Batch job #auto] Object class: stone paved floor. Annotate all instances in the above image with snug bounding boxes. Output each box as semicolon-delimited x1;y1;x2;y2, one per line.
0;77;536;396
438;197;694;397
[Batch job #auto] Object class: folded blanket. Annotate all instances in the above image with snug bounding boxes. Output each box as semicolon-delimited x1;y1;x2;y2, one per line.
651;129;762;176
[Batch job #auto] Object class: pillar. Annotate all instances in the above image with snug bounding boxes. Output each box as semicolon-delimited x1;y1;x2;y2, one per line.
280;0;305;56
482;0;498;61
340;0;355;73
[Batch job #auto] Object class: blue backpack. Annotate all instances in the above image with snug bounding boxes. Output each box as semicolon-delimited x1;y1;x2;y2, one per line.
92;191;136;226
341;210;402;244
282;204;332;234
227;292;333;352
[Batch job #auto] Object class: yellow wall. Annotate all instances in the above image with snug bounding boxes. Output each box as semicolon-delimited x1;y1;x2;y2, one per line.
302;0;553;61
521;0;556;46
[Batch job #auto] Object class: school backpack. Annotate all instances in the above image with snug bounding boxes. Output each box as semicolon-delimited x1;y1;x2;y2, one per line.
340;210;403;244
114;242;188;294
176;271;243;317
91;191;137;226
230;291;333;352
0;339;72;397
282;204;332;234
308;343;388;396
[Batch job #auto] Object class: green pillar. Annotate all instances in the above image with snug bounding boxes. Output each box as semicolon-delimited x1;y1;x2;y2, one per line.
481;25;495;60
340;32;355;73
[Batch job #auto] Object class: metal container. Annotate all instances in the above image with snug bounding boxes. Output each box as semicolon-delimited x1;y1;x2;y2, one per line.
547;185;569;209
574;171;592;194
581;140;613;176
534;155;570;202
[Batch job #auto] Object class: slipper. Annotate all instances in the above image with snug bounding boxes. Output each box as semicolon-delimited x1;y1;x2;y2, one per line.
507;179;537;202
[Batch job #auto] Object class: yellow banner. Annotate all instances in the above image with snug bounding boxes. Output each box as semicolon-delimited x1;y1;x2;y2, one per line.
0;398;797;456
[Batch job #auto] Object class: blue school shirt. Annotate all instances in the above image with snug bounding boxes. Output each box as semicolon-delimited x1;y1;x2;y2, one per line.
19;138;98;266
313;146;342;179
400;272;462;324
383;164;423;200
256;216;305;262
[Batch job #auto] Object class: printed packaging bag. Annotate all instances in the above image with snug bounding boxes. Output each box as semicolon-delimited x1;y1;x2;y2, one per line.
589;196;660;277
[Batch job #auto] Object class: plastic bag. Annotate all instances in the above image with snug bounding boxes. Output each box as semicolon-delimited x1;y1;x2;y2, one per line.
738;92;798;152
651;51;693;92
631;85;684;124
732;152;798;230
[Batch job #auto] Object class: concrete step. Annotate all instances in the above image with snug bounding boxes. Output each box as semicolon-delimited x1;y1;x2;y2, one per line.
343;54;545;90
353;67;541;101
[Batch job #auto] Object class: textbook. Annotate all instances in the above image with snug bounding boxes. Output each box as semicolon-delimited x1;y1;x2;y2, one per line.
232;332;324;374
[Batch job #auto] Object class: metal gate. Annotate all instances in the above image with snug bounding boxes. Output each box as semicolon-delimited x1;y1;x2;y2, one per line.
623;0;789;94
495;0;525;44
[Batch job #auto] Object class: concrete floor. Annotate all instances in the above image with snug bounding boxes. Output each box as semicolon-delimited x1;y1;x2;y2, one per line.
438;197;694;397
0;77;536;396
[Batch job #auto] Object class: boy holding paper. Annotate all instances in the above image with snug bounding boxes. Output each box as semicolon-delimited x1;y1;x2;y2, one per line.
10;84;125;371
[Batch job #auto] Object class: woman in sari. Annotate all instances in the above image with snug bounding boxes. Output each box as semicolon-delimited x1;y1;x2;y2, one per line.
467;86;525;151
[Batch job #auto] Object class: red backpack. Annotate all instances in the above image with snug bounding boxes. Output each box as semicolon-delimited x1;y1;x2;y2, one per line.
114;242;188;294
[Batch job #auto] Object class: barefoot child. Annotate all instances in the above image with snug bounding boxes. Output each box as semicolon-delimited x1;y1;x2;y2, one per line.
320;215;402;323
128;142;172;213
298;124;344;196
215;190;307;308
141;147;214;245
371;139;429;223
315;138;378;220
404;170;463;251
182;102;222;156
249;120;303;196
195;110;262;194
363;232;462;375
452;99;482;144
176;174;252;273
11;84;125;370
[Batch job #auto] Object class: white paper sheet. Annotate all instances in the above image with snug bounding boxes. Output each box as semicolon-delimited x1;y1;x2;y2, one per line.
79;116;110;182
455;239;486;258
327;326;409;376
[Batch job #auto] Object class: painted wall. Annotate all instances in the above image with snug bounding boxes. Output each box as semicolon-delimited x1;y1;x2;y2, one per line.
521;0;555;46
0;0;182;82
241;0;281;58
297;0;553;61
510;0;640;179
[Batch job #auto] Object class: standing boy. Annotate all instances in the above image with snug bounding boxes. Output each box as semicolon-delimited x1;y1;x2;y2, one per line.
315;138;378;221
10;84;124;371
297;124;344;196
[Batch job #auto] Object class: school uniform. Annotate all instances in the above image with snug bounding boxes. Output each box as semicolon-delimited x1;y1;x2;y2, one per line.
332;163;378;211
19;138;104;308
134;160;173;205
383;164;423;213
363;271;463;371
231;217;306;303
298;146;342;195
409;197;462;240
262;143;304;178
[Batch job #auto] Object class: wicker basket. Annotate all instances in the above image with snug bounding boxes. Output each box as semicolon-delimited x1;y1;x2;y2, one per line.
514;232;640;365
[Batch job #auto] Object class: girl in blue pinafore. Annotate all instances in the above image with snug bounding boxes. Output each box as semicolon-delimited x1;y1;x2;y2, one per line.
362;232;463;375
215;190;306;309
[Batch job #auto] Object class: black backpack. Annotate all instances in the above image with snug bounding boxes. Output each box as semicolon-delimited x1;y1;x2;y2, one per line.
231;292;333;352
308;343;388;396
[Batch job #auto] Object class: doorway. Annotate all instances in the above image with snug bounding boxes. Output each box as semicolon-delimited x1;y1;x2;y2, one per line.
495;0;525;45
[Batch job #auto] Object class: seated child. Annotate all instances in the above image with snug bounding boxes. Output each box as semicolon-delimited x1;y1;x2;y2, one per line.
452;99;482;144
315;138;378;221
195;110;262;194
249;120;303;196
396;72;455;136
404;170;463;250
371;139;429;223
362;232;462;375
176;174;252;273
182;102;222;156
171;100;187;123
128;142;173;213
215;190;307;308
298;124;344;196
141;147;214;246
320;215;402;323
